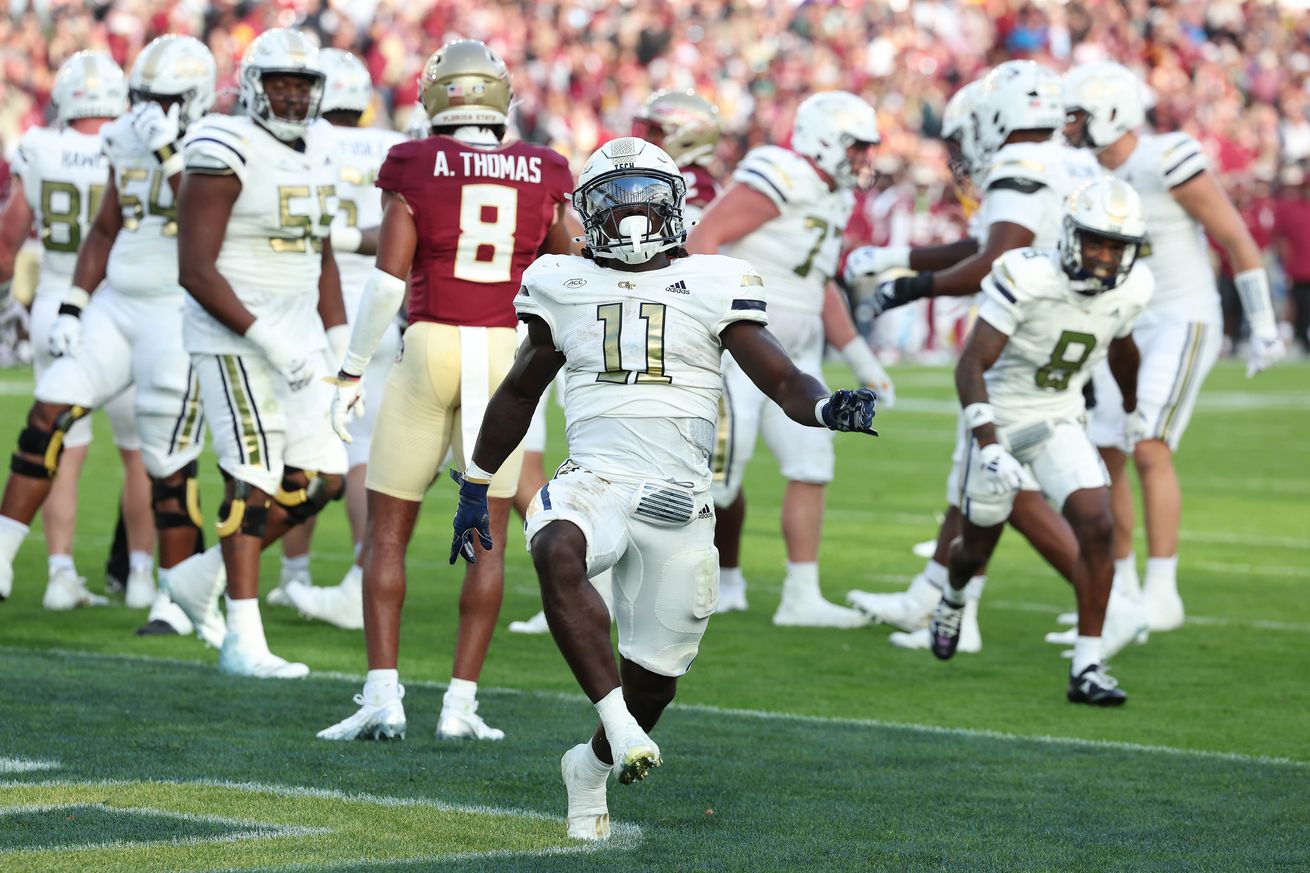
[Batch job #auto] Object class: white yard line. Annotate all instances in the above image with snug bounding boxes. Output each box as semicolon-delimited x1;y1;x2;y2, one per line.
3;646;1303;771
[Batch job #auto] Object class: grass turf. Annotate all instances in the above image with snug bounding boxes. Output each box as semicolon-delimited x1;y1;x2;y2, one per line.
0;360;1307;870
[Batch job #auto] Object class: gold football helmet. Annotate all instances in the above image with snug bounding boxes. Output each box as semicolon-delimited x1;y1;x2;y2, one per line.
632;90;721;167
419;40;512;129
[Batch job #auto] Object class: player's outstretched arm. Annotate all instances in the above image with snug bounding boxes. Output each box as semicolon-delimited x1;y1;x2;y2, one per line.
870;222;1034;317
470;316;566;475
176;172;250;332
685;182;780;254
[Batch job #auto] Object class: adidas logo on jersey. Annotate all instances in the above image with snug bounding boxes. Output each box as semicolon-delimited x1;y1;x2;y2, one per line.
697;504;714;519
665;280;689;295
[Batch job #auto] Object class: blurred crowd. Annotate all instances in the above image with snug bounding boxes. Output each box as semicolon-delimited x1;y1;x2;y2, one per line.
4;0;1310;354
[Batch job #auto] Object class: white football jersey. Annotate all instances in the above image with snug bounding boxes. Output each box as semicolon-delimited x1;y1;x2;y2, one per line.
977;140;1102;250
517;253;768;489
976;248;1153;427
322;123;405;316
720;146;853;317
10;126;109;294
101;112;182;297
181;115;338;355
1113;132;1219;327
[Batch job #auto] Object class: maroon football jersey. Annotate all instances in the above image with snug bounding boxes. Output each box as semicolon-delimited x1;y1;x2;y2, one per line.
376;136;572;328
682;163;720;211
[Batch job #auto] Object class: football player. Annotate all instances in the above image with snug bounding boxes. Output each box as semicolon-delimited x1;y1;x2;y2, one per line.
933;177;1152;705
166;28;347;678
280;48;407;630
449;137;878;840
316;40;574;741
845;63;1103;653
0;52;157;610
1058;61;1284;634
686;91;891;626
507;87;724;636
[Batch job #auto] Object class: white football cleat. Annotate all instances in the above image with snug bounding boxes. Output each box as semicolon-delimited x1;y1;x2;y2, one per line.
607;722;662;785
1102;587;1149;658
1141;588;1184;632
562;742;611;841
436;701;504;741
217;634;309;679
162;550;227;648
847;572;940;631
264;585;293;607
1056;611;1078;626
716;580;749;613
124;565;156;609
774;592;870;628
889;598;982;653
136;591;194;636
911;538;937;559
43;569;108;610
508;609;551;634
286;571;363;630
318;688;407;741
0;561;11;601
1045;627;1077;646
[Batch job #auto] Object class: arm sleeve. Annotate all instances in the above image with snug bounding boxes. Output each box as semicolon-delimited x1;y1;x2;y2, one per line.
712;270;770;335
182;120;250;185
732;149;801;211
1160;134;1208;190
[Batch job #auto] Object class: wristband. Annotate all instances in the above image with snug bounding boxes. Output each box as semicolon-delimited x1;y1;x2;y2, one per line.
963;402;995;429
463;461;496;485
883;245;911;271
815;397;831;427
155;143;184;177
1234;268;1277;337
331;226;364;254
59;286;91;318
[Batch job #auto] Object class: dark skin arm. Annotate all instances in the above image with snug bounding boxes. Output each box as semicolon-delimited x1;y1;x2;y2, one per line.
470;316;566;472
929;221;1034;297
316;236;346;330
955;318;1011;448
375;191;418;279
69;174;125;295
0;179;34;283
176;171;253;333
908;237;980;272
1106;333;1140;413
721;320;830;425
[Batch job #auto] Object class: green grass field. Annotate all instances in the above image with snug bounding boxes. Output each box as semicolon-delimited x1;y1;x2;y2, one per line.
1;360;1308;871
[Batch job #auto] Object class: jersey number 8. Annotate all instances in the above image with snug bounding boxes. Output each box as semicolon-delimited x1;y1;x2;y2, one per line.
454;184;519;284
39;180;105;253
1034;330;1096;391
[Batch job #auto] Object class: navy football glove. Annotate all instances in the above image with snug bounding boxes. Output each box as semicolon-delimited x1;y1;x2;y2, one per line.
449;468;493;565
870;272;933;318
820;388;879;436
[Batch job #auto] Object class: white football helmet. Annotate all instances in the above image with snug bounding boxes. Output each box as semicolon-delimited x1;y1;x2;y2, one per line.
128;35;216;133
973;61;1063;166
319;48;372;116
574;137;688;265
1062;62;1145;151
941;79;985;182
1059;177;1147;294
238;28;324;142
791;91;880;189
51;51;128;124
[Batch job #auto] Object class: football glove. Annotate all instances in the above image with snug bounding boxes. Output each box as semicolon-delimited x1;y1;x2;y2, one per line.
48;286;90;358
328;373;365;442
870;272;933;318
819;388;879;435
449;468;493;565
1246;333;1286;378
131;101;183;175
842;245;909;287
244;320;314;391
975;443;1025;496
1123;407;1151;453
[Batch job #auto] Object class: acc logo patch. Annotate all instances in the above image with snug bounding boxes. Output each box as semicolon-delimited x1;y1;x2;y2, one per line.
564;278;587;289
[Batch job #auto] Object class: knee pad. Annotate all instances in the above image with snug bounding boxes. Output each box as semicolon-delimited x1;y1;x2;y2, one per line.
275;467;343;526
151;461;203;530
11;406;90;479
216;477;269;539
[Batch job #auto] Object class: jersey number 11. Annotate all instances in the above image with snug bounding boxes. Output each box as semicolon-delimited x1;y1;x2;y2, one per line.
596;302;672;385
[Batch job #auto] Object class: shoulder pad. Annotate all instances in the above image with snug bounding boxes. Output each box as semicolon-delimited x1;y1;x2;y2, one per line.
734;146;817;208
183;116;251;178
984;142;1052;192
1154;132;1208;189
987;176;1046;194
992;248;1059;301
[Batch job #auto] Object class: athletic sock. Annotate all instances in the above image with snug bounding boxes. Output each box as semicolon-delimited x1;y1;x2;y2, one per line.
48;553;76;578
225;596;266;649
1072;636;1103;676
443;677;478;713
129;551;153;574
922;559;949;591
594;687;640;748
0;516;30;566
783;561;819;598
363;668;400;706
719;566;744;591
281;553;310;579
1145;555;1178;598
1113;552;1140;598
963;574;986;601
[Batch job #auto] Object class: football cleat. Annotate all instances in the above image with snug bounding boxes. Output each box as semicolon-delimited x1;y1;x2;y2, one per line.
43;569;108;610
1056;611;1078;625
217;634;309;679
773;592;870;628
436;700;504;741
561;742;611;841
508;609;551;634
135;592;193;636
927;594;966;660
162;550;227;648
0;561;13;601
318;688;407;741
264;585;293;607
1141;588;1184;633
716;577;749;614
285;571;363;630
608;724;662;786
124;565;156;609
889;598;982;653
847;572;940;631
1067;664;1127;706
